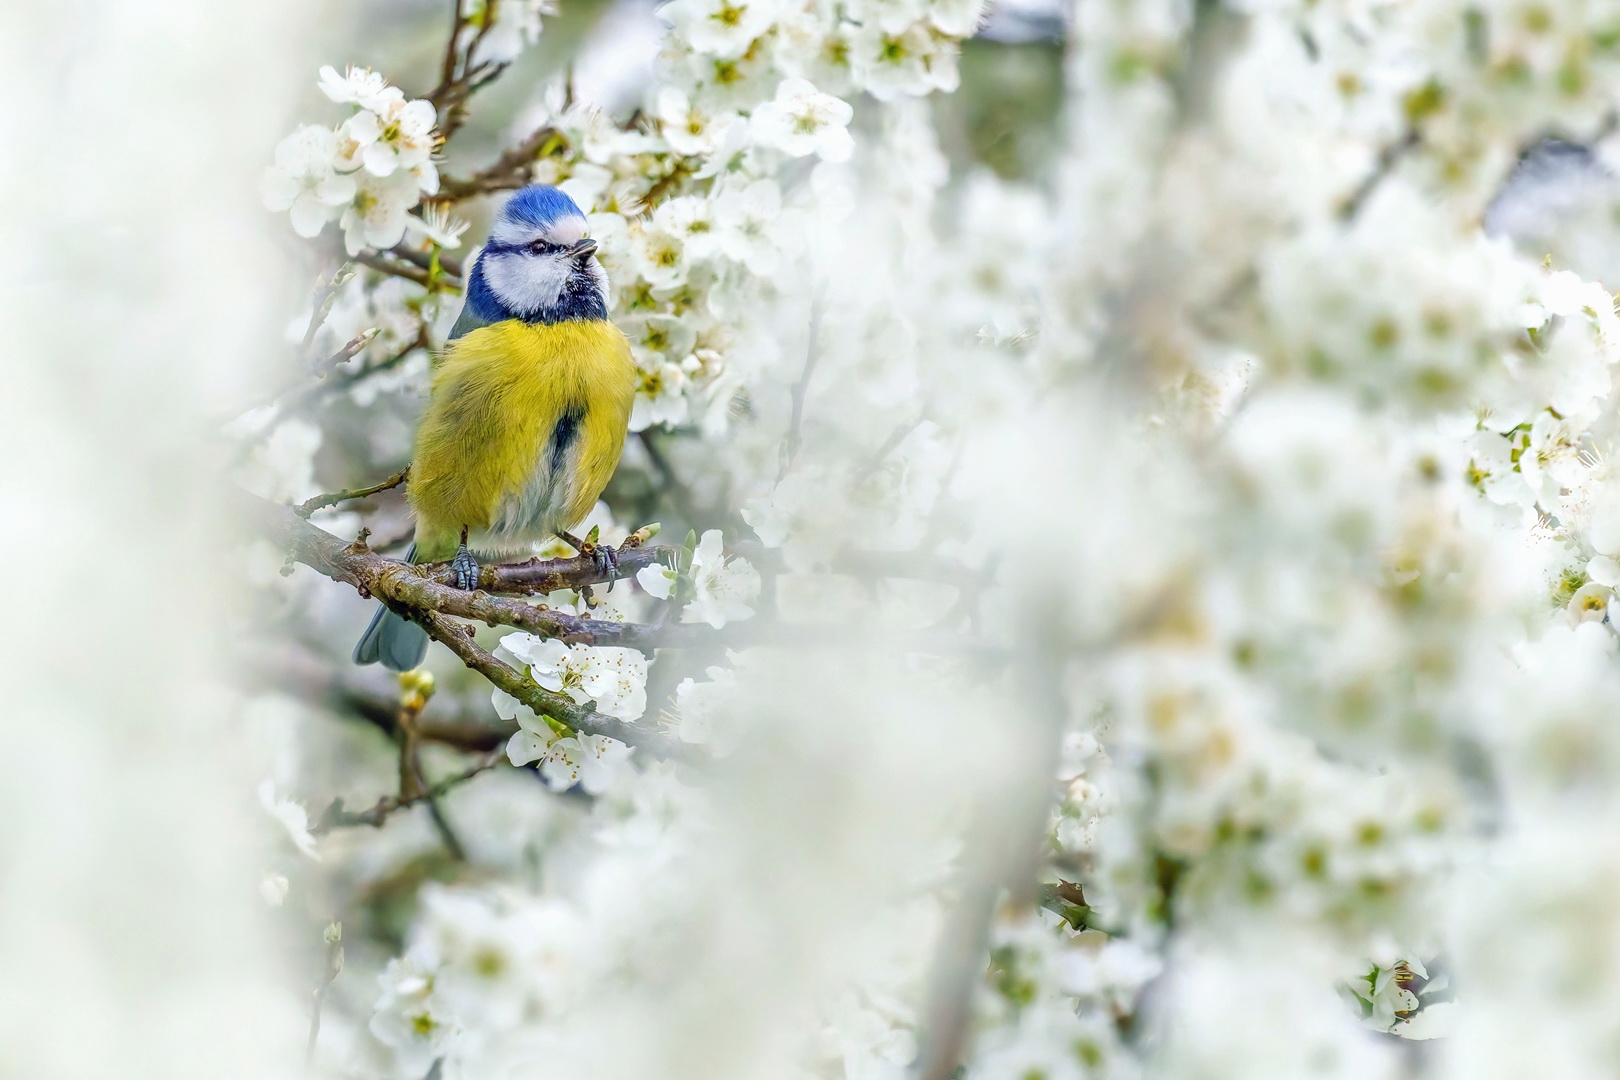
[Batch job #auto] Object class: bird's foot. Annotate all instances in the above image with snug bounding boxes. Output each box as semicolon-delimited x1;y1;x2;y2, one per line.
452;545;480;591
558;530;620;590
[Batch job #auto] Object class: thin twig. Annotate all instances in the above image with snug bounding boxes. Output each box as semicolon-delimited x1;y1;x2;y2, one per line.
779;292;823;481
640;157;696;213
438;126;568;201
388;242;465;281
312;329;377;379
327;330;429;391
299;264;357;355
428;0;512;144
294;467;409;519
218;328;430;429
426;798;469;860
304;925;344;1070
248;644;514;752
1337;127;1420;222
355;251;440;288
638;430;700;523
851;417;925;485
315;749;505;833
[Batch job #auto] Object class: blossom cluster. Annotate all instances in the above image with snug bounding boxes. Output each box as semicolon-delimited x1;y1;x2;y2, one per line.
262;67;450;255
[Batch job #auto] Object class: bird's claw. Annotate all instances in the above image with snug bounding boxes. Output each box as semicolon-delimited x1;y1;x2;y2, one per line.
594;544;620;588
452;545;480;591
558;530;620;591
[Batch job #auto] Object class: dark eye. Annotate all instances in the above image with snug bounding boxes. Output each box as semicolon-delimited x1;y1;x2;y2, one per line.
527;239;558;255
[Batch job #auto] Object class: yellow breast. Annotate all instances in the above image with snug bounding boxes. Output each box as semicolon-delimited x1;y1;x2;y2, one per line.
407;319;635;562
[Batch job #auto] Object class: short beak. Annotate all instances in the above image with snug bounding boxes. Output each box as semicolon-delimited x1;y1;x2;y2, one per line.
567;238;598;259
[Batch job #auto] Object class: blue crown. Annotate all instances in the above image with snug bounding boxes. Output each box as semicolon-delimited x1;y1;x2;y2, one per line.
501;184;585;230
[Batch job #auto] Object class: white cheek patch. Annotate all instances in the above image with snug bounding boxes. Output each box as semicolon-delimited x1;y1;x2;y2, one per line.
489;212;588;248
483;251;570;316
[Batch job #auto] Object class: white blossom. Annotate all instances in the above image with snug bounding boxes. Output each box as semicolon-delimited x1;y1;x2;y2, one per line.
630;360;691;431
260;125;355;237
259;873;289;906
629;223;689;289
371;945;459;1072
681;529;759;627
341;90;438;178
712;179;785;275
339;168;423;255
654;87;741;156
848;22;960;100
317;64;393;109
636;563;677;599
500;633;649;720
470;0;558;64
538;733;633;794
404;204;471;249
663;0;778;58
257;780;318;860
749;78;854;161
668;664;743;752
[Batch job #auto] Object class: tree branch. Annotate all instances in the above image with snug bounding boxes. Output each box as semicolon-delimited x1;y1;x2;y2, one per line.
247;643;515;752
1337;127;1420;222
640;156;697;212
314;749;505;833
418;609;683;752
355;251;442;289
295;467;409;518
779;291;823;481
437;126;569;201
261;493;997;653
388;242;464;281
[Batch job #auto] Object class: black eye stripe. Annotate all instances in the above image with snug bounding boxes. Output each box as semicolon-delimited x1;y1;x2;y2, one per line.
483;238;563;255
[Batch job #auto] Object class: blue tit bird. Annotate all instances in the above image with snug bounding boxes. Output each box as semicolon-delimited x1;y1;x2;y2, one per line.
354;185;635;671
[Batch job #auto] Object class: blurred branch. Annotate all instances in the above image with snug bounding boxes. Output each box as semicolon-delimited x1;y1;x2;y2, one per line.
439;126;569;201
355;250;444;289
249;643;515;751
851;417;924;485
1337;127;1420;222
304;924;345;1068
314;749;505;833
914;633;1069;1080
638;430;700;524
641;157;698;212
388;242;465;281
778;292;823;481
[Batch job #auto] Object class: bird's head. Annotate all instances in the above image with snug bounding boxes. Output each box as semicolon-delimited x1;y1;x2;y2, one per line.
466;185;607;324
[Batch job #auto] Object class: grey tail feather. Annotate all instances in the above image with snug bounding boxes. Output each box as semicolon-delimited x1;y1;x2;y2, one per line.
352;605;430;670
352;542;429;671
